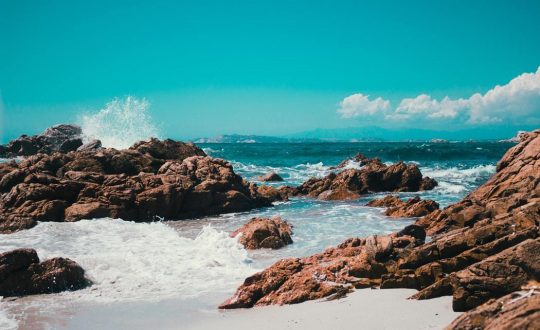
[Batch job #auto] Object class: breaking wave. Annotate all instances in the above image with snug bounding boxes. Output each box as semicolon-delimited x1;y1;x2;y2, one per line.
80;96;160;150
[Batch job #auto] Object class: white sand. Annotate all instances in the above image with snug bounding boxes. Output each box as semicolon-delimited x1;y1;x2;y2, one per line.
63;289;459;330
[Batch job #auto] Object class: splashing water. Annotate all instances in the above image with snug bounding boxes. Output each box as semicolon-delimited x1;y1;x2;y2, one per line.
80;96;159;150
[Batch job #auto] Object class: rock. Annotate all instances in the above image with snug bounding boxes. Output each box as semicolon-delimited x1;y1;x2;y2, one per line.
0;139;277;233
78;139;102;151
367;195;439;217
332;153;370;169
417;129;540;236
0;124;83;157
256;172;284;182
0;248;89;297
232;217;293;249
221;129;540;318
293;157;437;200
256;185;288;201
446;287;540;329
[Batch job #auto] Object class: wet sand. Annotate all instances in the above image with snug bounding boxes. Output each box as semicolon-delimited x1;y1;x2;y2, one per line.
63;289;459;330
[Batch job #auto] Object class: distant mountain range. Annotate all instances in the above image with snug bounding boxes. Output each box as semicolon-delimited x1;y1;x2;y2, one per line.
192;125;535;143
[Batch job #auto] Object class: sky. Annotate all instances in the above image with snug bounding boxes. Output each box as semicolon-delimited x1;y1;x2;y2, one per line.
1;0;540;141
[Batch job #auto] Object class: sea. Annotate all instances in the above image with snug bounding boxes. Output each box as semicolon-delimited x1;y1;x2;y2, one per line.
0;141;513;329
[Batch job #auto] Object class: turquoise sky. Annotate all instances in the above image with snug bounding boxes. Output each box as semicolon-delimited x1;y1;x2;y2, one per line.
1;0;540;141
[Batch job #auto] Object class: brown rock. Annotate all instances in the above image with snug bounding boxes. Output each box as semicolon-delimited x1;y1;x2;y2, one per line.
232;217;293;249
367;195;439;217
295;157;437;200
0;248;89;297
0;139;276;232
446;288;540;330
256;172;284;182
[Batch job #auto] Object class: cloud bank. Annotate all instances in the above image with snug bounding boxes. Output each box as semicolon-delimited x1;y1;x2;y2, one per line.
338;67;540;126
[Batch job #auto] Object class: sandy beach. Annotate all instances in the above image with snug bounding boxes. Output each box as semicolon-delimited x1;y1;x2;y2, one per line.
62;289;459;330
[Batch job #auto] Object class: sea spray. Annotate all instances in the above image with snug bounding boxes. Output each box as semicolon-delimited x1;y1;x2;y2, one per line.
80;96;160;150
0;219;255;303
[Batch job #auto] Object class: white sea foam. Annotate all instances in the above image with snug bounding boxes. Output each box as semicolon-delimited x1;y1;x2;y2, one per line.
421;164;496;196
0;304;17;330
80;96;160;150
0;219;256;303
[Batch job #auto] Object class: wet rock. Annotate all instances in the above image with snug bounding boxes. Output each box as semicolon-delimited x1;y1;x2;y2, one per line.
0;248;89;297
367;195;439;217
0;124;83;157
0;139;276;233
256;172;284;182
232;217;293;249
293;157;437;200
446;287;540;330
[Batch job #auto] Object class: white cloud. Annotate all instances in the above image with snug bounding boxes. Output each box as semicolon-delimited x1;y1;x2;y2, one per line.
337;93;390;118
338;67;540;126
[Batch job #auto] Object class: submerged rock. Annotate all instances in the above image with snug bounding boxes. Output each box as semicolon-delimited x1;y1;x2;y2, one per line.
0;248;89;297
0;124;83;157
367;195;439;218
0;138;275;233
256;172;284;182
220;129;540;319
231;216;293;249
290;157;437;201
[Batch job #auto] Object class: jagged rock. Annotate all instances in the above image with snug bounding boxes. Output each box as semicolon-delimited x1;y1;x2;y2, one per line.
0;124;83;157
367;195;439;217
256;172;284;182
78;139;102;151
446;287;540;330
221;130;540;317
231;217;293;249
0;248;89;297
0;139;275;233
291;157;437;200
417;129;540;236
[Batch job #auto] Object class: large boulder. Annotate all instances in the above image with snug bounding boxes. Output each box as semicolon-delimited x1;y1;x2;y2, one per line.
0;139;276;233
0;248;89;297
231;217;293;249
0;124;84;157
290;157;437;201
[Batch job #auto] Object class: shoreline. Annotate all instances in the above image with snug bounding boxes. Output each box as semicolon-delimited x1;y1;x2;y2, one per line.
60;289;458;330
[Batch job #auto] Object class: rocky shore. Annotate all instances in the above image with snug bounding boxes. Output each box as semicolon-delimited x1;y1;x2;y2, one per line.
0;137;276;233
220;130;540;327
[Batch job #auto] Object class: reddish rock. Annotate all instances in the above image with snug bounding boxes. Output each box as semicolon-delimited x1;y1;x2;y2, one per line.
0;139;276;233
0;248;89;297
367;195;439;217
256;171;284;182
232;217;293;249
446;287;540;330
293;157;437;200
0;124;83;157
221;129;540;319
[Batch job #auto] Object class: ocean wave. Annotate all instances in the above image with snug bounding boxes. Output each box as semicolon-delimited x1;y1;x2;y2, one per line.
421;164;496;196
232;161;333;185
79;96;160;150
0;305;17;330
0;219;256;303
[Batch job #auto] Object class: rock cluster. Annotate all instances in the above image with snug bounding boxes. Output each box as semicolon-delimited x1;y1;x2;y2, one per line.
231;216;293;249
367;195;439;217
0;248;89;297
289;157;437;201
0;138;274;233
0;124;85;157
220;129;540;329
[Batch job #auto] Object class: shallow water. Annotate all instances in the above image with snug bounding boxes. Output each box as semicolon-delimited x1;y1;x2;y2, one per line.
0;142;511;328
